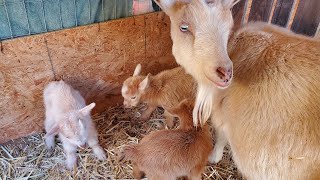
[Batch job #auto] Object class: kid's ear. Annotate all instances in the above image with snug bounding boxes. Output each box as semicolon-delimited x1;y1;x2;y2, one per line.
133;64;142;76
79;103;96;116
139;73;151;91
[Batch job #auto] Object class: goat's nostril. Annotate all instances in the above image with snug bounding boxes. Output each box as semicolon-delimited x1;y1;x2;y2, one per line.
228;69;233;78
216;67;227;79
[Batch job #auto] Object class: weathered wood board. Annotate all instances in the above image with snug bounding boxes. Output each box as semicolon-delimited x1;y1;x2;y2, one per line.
0;12;176;143
271;0;295;27
291;0;320;36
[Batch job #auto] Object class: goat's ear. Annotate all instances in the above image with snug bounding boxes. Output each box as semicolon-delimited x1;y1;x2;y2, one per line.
79;103;96;116
44;125;60;138
133;64;142;76
221;0;240;9
139;73;151;91
153;0;191;15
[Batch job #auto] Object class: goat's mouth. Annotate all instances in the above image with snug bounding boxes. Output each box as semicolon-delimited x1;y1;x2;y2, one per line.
204;73;232;89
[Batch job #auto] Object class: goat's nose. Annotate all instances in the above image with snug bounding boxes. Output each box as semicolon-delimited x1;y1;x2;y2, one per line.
123;101;128;108
216;67;232;82
123;102;132;109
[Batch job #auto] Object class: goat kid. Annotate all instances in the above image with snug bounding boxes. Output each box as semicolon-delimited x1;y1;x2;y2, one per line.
44;80;106;169
121;64;196;128
121;98;212;180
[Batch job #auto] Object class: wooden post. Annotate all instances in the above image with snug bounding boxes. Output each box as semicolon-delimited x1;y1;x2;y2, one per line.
286;0;300;29
268;0;278;23
242;0;253;24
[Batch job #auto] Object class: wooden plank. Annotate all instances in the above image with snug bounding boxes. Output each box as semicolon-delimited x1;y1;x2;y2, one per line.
291;0;320;36
232;0;246;30
243;0;253;24
248;0;274;22
286;0;300;28
271;0;294;27
268;0;278;23
0;36;54;143
145;12;177;73
0;12;176;143
315;22;320;38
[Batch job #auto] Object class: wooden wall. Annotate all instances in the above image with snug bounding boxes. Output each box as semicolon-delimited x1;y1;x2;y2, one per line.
0;12;176;143
231;0;320;37
1;0;319;143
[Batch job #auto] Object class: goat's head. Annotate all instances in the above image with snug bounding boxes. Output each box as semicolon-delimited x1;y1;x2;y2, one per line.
44;103;96;148
155;0;236;88
154;0;238;125
122;64;150;108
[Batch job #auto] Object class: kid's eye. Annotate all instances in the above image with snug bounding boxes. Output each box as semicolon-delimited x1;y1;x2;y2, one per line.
131;96;136;100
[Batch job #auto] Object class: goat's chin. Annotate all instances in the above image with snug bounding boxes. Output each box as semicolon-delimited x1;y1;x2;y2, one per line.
193;83;214;127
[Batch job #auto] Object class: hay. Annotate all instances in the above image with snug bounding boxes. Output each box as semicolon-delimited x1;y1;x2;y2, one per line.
0;104;242;180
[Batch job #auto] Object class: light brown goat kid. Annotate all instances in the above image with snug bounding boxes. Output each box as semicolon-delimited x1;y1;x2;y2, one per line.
155;0;320;179
121;99;212;180
121;64;196;128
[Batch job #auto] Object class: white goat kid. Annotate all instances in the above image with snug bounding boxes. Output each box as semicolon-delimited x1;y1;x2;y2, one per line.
44;80;106;169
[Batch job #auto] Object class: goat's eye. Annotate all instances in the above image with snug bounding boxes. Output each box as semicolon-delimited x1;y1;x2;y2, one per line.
131;96;136;100
180;24;189;32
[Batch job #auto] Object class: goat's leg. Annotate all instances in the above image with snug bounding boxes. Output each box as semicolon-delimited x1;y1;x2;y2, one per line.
208;129;227;163
132;163;144;180
87;124;106;160
63;142;78;170
163;110;175;129
188;164;204;180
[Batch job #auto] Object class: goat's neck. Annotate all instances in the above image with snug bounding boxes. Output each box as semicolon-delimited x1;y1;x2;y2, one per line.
140;78;163;104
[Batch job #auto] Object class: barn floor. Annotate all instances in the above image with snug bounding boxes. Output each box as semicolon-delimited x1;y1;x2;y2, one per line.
0;104;242;180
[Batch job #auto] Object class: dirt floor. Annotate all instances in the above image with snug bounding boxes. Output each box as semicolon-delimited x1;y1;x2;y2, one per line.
0;104;242;180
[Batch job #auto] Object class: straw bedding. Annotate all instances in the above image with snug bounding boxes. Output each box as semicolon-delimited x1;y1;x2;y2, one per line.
0;104;242;180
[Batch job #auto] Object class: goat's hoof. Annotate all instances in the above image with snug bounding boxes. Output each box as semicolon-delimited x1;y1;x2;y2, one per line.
46;148;54;157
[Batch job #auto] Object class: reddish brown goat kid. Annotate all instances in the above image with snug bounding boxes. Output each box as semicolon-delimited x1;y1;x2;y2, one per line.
121;99;212;180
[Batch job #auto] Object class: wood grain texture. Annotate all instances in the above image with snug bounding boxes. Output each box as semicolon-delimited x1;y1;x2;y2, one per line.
0;36;54;142
271;0;294;27
243;0;253;24
0;12;176;143
249;0;274;22
291;0;320;36
286;0;301;28
232;0;246;30
268;0;278;23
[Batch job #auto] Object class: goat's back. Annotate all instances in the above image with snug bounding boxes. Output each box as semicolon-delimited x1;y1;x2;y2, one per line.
132;127;212;177
153;67;196;108
44;80;85;114
222;23;320;179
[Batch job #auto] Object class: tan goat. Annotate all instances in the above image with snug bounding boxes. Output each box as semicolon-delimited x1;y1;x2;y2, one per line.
121;98;212;180
155;0;320;179
121;64;196;128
